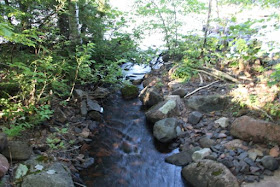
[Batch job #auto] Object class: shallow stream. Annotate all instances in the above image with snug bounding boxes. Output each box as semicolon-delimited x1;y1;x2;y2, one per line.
80;62;187;187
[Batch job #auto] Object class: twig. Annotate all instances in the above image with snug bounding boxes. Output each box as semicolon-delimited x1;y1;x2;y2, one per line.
195;69;220;80
57;145;81;153
198;72;204;85
184;80;219;98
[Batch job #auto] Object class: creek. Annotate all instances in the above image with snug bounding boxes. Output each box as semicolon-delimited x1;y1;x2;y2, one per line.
80;62;187;187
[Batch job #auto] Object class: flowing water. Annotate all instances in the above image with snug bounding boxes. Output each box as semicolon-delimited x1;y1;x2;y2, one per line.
81;62;187;187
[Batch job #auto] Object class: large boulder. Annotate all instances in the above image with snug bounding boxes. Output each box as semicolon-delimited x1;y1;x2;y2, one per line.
231;116;280;144
121;85;139;99
0;154;9;178
184;95;229;112
139;87;163;107
21;162;74;187
2;141;32;161
145;96;184;123
182;159;239;187
153;118;179;143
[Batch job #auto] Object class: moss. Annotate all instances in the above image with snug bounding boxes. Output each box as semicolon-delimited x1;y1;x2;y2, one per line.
36;155;50;163
121;84;139;99
211;169;223;176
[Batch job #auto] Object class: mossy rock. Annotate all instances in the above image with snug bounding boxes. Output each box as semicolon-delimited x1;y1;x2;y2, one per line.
121;85;139;100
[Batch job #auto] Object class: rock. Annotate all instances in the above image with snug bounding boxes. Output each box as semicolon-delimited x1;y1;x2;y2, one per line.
121;84;139;99
244;175;259;183
15;164;28;179
73;89;85;101
145;98;184;123
167;80;183;90
165;151;192;166
192;148;212;162
240;160;250;173
87;99;103;113
223;139;248;150
21;162;74;187
269;146;280;157
244;157;256;167
242;169;280;187
0;154;9;178
89;87;110;99
153;118;179;143
188;111;203;125
199;137;215;148
132;79;143;85
87;111;103;122
2;141;32;161
81;157;94;169
121;141;133;153
238;152;248;160
80;100;88;116
171;88;188;98
79;128;90;138
175;126;183;136
260;156;279;171
139;87;163;107
218;133;227;138
74;127;82;134
215;117;230;128
182;159;239;187
0;133;7;152
54;107;67;123
220;158;234;168
88;121;98;131
142;76;160;88
248;149;263;161
231;116;280;144
184;95;229;113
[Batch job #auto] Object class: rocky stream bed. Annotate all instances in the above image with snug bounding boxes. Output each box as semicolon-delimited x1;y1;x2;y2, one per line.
0;60;279;187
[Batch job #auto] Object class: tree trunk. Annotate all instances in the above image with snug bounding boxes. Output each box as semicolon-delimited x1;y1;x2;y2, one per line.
202;0;213;50
68;0;81;44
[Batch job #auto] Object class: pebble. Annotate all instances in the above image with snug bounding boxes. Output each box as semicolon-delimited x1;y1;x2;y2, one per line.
244;157;256;167
218;133;227;138
228;150;236;157
188;111;203;125
82;157;95;169
261;156;279;171
263;169;273;176
244;175;259;183
220;158;234;168
269;146;280;157
239;160;250;173
192;148;212;162
250;166;260;173
214;117;230;128
88;121;98;131
248;148;263;161
238;152;248;160
199;137;215;148
74;127;82;134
